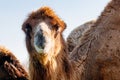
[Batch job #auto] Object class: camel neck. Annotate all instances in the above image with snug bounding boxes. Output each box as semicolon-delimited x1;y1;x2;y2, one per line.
29;50;73;80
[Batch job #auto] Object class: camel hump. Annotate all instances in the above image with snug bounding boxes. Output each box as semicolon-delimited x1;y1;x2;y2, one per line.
67;20;95;52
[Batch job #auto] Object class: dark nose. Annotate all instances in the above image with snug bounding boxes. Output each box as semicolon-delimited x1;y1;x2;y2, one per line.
35;30;45;49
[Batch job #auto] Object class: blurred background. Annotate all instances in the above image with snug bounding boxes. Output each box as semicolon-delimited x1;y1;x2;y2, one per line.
0;0;110;69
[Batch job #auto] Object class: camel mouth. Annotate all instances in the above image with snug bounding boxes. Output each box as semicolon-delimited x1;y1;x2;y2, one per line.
34;31;46;54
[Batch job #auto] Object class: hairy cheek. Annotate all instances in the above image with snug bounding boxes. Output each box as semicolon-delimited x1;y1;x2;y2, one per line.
43;34;56;53
26;36;32;53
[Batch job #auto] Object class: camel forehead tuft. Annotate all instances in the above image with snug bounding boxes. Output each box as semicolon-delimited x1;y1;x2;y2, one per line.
28;6;66;31
29;6;55;19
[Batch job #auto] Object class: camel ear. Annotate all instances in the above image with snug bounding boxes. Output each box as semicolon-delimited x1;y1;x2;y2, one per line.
57;22;66;33
54;22;66;38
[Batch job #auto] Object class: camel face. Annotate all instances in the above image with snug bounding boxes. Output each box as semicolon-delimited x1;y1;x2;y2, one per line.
22;18;59;56
22;7;66;60
33;21;55;54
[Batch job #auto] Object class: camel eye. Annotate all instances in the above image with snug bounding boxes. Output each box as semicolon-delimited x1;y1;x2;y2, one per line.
25;23;32;33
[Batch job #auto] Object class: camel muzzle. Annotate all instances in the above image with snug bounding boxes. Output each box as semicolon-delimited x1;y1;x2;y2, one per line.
34;30;46;54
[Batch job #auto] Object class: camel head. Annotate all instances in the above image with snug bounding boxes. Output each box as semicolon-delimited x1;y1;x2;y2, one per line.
22;7;66;64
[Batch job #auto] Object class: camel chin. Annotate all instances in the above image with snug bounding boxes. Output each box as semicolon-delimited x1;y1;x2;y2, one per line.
34;45;44;54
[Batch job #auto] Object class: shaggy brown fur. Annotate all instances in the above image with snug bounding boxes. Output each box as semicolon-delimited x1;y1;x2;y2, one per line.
0;46;28;80
67;20;95;52
71;0;120;80
22;7;79;80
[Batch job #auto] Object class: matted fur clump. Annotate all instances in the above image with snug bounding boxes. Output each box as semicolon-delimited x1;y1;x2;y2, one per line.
0;46;28;80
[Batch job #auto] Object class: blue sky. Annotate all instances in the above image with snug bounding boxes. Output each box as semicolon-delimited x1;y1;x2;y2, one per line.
0;0;110;63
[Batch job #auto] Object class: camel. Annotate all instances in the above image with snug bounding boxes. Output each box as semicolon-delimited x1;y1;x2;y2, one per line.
22;0;120;79
67;20;95;52
71;0;120;79
22;7;80;80
0;46;28;80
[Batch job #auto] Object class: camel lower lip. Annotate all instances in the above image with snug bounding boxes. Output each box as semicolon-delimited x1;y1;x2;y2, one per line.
34;45;44;53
